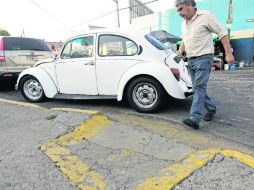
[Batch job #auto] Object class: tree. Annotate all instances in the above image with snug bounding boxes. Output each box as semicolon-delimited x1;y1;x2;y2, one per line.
0;28;10;36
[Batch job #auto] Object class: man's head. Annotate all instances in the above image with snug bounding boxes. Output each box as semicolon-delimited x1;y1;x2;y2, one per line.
175;0;196;20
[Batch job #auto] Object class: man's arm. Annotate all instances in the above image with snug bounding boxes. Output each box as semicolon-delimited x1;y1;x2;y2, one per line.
220;35;234;65
207;12;234;64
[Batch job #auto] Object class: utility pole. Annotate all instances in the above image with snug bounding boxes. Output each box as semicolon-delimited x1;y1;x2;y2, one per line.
226;0;233;39
246;18;254;66
113;0;120;27
21;29;25;37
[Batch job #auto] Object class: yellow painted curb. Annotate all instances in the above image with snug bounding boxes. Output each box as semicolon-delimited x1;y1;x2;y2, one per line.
133;149;254;190
0;98;100;116
57;114;111;146
41;114;111;190
133;149;219;190
51;108;99;115
221;150;254;168
0;98;43;109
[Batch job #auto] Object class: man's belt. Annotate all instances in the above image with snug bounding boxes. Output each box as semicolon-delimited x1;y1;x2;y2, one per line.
188;54;213;60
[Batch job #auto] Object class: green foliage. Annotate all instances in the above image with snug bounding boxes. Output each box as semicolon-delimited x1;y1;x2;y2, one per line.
0;28;10;36
46;114;58;120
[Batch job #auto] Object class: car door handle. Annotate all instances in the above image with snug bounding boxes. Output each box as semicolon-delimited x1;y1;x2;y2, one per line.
84;61;95;66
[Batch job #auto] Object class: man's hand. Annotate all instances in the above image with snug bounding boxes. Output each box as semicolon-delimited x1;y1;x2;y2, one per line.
177;43;185;57
176;50;183;57
225;52;234;65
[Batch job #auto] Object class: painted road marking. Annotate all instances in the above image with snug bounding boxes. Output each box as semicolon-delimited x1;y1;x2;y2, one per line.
41;114;111;190
0;98;43;109
133;149;254;190
51;108;99;115
111;114;254;155
221;150;254;168
0;98;99;115
1;98;254;189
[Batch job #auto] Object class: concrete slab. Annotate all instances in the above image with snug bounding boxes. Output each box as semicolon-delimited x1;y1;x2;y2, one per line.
174;155;254;190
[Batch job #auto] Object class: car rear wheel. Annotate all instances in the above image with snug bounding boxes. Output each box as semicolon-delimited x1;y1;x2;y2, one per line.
20;76;45;102
127;77;165;113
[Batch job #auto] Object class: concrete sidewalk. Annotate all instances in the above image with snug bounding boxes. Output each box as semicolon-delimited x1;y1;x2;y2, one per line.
1;100;254;190
0;102;88;190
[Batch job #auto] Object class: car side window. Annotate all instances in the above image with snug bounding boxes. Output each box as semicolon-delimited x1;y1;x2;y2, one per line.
98;35;138;56
61;36;94;59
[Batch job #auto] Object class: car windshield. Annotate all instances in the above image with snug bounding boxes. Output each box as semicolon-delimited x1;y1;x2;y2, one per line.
144;34;167;50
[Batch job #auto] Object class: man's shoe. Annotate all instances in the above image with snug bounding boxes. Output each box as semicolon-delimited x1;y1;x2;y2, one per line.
203;112;216;121
182;118;199;129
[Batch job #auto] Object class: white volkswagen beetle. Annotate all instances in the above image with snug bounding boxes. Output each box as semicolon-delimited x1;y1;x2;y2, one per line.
16;28;192;113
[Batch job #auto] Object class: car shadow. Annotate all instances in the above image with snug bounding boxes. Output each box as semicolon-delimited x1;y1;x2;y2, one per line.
0;83;16;91
49;96;192;114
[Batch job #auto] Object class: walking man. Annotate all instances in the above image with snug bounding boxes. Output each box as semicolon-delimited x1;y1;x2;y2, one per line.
175;0;234;129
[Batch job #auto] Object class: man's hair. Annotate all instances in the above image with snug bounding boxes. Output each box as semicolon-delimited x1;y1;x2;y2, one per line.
174;0;196;7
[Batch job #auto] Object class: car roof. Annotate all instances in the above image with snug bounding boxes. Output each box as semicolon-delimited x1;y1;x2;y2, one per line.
0;36;42;40
66;27;146;41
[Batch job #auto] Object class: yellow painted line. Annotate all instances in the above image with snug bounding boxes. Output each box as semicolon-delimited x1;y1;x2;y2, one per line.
57;114;111;145
0;98;100;116
133;149;219;190
41;141;106;190
41;114;111;189
120;149;135;158
221;150;254;168
51;108;99;115
133;149;254;190
111;114;218;150
0;98;43;109
111;114;254;155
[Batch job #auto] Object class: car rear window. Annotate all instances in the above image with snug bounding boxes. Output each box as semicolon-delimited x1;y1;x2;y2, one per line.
3;37;51;51
145;34;167;50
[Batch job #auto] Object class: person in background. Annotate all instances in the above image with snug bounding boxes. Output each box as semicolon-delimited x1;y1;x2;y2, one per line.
51;45;57;57
175;0;234;129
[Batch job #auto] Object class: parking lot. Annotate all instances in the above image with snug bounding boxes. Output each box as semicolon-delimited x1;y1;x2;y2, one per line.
0;68;254;189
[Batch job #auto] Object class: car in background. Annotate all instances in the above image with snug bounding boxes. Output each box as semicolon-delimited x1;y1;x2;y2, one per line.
16;28;192;113
0;36;53;86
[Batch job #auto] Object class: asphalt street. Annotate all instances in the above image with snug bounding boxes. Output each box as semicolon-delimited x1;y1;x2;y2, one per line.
0;68;254;148
0;68;254;189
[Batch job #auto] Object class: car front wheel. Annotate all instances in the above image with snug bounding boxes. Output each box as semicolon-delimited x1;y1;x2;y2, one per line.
20;76;45;102
127;77;165;113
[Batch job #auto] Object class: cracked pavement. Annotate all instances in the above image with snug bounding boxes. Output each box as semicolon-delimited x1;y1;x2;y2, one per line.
1;68;254;189
174;154;254;190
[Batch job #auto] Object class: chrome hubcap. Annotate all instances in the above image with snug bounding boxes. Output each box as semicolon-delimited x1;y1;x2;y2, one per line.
23;79;43;100
132;83;158;109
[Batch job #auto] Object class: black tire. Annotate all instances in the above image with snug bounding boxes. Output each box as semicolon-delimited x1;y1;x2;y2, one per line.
127;77;165;113
20;75;45;102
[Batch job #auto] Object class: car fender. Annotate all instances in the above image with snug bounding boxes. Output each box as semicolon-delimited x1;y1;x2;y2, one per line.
17;67;58;98
117;62;186;101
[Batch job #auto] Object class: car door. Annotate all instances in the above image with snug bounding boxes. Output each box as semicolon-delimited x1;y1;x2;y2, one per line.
96;34;141;95
55;35;97;95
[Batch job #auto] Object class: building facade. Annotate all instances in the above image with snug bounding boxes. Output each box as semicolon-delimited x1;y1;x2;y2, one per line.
132;0;254;65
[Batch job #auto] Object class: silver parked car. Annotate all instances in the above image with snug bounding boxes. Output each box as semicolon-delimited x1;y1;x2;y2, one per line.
0;36;53;86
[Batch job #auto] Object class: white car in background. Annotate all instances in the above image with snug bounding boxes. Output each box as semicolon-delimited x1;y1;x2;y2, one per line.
16;28;192;113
